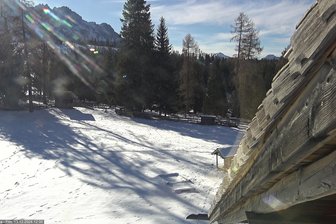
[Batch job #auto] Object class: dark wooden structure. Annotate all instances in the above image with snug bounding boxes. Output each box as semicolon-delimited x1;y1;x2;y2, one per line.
200;115;216;125
55;91;76;108
115;106;126;115
209;1;336;223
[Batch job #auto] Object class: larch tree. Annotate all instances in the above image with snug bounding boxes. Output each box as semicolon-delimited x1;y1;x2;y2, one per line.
182;33;199;57
180;34;199;115
231;12;262;60
243;22;262;59
231;12;262;117
231;12;251;60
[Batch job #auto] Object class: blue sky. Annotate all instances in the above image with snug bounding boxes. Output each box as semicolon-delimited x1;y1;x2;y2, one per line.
34;0;314;57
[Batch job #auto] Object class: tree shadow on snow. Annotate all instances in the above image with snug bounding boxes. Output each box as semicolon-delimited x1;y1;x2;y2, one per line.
131;117;243;146
74;120;212;170
60;108;96;121
0;108;206;223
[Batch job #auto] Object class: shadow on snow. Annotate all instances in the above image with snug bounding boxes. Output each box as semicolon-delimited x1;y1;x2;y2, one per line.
0;108;223;223
131;116;243;146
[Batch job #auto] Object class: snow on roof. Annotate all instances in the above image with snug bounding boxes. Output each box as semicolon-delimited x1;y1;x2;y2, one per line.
212;146;238;158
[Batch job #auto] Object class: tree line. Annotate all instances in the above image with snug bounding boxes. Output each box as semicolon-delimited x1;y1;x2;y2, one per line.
0;0;286;119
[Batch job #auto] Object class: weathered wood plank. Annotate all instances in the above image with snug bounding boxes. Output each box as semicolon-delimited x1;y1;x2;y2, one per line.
241;62;334;205
272;62;290;83
295;2;318;30
311;65;336;137
211;61;335;222
290;2;335;62
271;2;336;107
255;107;267;133
214;150;336;223
261;94;279;126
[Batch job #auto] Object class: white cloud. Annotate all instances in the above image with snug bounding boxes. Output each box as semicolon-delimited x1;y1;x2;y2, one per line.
151;0;313;36
100;0;125;3
101;0;160;4
200;42;236;56
151;0;314;56
211;32;233;42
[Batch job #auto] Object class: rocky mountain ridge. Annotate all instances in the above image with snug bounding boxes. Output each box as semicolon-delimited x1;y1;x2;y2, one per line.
34;4;121;46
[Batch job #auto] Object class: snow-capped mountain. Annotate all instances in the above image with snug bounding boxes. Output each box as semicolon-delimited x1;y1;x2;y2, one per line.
34;4;121;46
263;54;280;60
213;52;230;59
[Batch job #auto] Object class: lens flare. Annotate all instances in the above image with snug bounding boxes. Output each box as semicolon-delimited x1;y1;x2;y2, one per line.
65;15;76;24
41;22;52;32
25;14;34;24
65;41;75;50
43;7;61;22
42;8;50;14
62;20;72;28
262;195;287;210
5;1;106;93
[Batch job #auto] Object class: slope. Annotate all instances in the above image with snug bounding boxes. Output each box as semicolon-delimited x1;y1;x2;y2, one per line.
0;107;242;224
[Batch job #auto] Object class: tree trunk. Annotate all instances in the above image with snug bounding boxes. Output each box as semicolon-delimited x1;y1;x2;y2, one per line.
22;8;33;112
42;43;48;105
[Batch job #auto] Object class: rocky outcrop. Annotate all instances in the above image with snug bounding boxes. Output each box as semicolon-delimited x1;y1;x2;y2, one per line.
210;0;336;223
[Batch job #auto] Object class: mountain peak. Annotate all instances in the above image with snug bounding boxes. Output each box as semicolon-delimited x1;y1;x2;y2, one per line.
213;52;230;59
263;54;280;60
33;5;121;45
53;6;83;22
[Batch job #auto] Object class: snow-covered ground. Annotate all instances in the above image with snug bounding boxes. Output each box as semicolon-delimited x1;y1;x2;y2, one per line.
0;108;242;224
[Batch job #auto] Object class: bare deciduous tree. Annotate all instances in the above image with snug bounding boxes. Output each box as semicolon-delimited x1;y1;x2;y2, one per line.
231;12;262;60
180;34;199;116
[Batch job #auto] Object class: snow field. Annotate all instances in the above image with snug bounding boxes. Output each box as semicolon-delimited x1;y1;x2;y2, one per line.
0;108;242;224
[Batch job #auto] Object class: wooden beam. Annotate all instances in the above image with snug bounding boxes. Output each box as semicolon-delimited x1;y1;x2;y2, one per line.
186;214;209;220
246;212;321;224
212;150;336;223
211;60;336;222
246;193;336;224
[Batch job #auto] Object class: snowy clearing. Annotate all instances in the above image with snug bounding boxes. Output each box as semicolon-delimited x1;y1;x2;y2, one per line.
0;108;242;224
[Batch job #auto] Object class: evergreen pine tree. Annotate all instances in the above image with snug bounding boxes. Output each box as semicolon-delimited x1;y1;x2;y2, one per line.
0;1;22;108
203;60;229;116
153;16;175;115
116;0;155;111
120;0;154;53
155;17;171;57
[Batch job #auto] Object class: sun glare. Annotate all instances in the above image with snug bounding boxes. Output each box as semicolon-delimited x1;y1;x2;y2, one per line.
8;1;106;92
